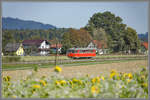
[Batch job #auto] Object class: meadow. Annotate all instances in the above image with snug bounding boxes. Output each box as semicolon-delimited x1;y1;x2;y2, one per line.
2;54;146;62
2;55;147;70
19;54;147;61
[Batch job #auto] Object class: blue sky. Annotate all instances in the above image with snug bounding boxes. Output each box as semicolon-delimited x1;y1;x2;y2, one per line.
2;1;148;34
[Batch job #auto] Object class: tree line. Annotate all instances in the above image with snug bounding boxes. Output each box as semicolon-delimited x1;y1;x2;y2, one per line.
2;11;141;54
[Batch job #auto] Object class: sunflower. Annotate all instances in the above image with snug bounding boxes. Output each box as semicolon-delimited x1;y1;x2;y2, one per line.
32;84;40;89
54;66;62;73
39;80;46;86
128;73;133;79
91;86;100;94
60;80;67;85
92;77;100;84
101;76;105;80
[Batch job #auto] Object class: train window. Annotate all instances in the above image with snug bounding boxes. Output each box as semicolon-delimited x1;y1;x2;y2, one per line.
79;50;81;53
81;50;84;53
72;50;77;53
67;49;96;53
85;50;89;53
88;50;91;53
72;50;75;53
67;50;74;53
79;50;84;53
87;50;90;53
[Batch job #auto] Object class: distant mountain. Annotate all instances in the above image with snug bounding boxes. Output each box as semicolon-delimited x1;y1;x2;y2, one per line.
2;17;56;30
138;32;148;42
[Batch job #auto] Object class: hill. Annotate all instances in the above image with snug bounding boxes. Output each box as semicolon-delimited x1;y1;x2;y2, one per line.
2;17;56;30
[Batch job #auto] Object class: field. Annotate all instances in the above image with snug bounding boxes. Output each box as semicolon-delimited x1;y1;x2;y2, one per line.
2;59;148;81
2;55;147;70
2;54;146;62
2;55;148;98
18;54;148;61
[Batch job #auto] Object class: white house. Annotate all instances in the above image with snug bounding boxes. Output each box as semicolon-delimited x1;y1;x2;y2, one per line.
87;40;107;55
39;41;50;55
23;39;50;56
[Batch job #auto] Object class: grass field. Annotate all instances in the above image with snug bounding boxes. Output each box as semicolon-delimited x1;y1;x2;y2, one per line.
2;58;147;71
2;54;147;62
21;54;147;61
2;59;148;81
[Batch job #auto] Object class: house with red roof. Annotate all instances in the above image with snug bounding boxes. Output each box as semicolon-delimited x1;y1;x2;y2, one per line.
140;42;148;54
142;42;148;49
87;40;108;54
50;43;62;54
22;39;50;56
48;39;62;54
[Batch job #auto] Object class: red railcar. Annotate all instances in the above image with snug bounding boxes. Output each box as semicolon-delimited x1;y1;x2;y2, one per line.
67;48;96;59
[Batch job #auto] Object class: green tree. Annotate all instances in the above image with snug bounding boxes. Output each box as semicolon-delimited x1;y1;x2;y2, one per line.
61;28;92;54
61;32;72;54
2;30;15;53
70;28;92;47
85;11;128;52
124;27;141;54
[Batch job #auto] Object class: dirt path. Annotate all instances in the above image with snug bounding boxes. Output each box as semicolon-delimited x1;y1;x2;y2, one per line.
2;60;148;81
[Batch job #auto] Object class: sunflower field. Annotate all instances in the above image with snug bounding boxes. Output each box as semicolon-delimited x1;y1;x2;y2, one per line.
2;66;148;98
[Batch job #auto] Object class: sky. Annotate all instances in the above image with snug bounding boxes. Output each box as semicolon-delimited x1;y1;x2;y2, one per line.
2;1;148;34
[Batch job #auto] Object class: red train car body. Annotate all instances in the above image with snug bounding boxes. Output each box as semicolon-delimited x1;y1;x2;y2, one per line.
67;48;96;59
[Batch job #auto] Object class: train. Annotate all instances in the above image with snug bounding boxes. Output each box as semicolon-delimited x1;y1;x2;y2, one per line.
66;48;96;59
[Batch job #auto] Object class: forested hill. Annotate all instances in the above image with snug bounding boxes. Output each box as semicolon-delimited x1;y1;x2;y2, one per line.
138;32;148;42
2;17;56;30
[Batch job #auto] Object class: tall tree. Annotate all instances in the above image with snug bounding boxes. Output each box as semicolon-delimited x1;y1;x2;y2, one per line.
85;11;130;52
61;28;92;54
92;27;108;47
69;28;92;47
2;30;15;53
61;31;72;54
124;27;141;54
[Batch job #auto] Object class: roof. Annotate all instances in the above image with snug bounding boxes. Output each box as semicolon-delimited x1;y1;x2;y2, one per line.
48;39;56;44
142;42;148;49
68;48;97;50
50;44;62;48
5;43;21;52
23;39;49;46
92;40;107;49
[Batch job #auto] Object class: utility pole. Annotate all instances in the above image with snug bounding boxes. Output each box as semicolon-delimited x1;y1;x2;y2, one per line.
54;38;58;66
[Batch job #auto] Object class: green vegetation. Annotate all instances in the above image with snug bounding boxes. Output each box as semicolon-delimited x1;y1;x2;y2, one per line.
2;11;142;55
2;56;21;62
2;28;69;54
2;55;147;62
61;28;92;53
85;11;140;53
2;58;147;71
2;66;148;98
20;56;69;62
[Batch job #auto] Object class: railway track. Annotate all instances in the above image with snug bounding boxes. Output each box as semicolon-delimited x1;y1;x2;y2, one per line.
3;56;148;65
